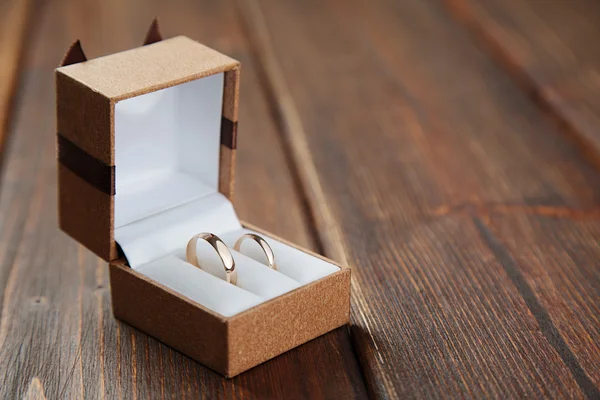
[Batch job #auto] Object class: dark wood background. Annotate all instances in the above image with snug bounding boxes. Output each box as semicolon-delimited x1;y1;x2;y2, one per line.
1;0;599;398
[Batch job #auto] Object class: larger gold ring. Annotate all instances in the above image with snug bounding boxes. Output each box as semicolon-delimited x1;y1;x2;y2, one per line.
234;233;276;270
186;233;236;284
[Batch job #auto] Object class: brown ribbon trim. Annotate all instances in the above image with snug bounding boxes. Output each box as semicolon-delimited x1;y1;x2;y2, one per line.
58;134;115;196
220;117;238;149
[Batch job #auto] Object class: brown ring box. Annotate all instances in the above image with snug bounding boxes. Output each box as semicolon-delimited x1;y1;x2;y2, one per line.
55;32;351;377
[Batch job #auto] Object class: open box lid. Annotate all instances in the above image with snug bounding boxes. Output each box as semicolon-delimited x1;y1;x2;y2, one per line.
56;32;240;262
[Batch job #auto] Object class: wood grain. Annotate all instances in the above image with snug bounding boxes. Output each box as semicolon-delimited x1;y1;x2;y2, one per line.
239;0;600;397
0;0;33;152
0;0;367;398
483;214;600;392
444;0;600;166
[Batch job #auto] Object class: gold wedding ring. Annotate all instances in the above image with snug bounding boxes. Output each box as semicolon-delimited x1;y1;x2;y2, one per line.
234;233;276;270
186;233;237;285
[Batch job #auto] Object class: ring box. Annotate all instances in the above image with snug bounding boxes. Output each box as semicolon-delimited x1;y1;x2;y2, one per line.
55;31;351;377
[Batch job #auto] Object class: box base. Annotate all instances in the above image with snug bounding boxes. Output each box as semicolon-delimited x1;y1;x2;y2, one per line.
109;252;351;377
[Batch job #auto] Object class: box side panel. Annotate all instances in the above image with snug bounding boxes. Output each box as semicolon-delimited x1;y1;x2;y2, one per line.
222;66;240;123
56;71;113;165
57;37;239;100
218;67;240;201
58;164;115;259
218;146;236;201
227;268;351;377
109;263;230;375
56;71;115;261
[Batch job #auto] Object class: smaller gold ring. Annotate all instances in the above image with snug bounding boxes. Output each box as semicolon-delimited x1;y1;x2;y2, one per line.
186;233;236;285
234;233;276;270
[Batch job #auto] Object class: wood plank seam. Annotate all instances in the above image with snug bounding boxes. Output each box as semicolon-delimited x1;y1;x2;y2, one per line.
473;217;600;399
233;0;390;397
442;0;600;171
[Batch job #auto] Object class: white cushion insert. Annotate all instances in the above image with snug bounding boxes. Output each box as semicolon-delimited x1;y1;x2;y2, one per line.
136;255;263;317
171;248;301;300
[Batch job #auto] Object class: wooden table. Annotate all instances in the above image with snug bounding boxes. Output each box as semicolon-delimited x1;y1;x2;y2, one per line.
1;0;599;398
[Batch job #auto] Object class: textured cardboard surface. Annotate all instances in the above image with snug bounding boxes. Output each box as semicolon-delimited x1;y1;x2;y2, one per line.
58;164;117;260
58;134;115;195
219;145;236;201
227;266;351;376
57;36;238;101
60;40;87;67
56;72;113;165
222;67;240;122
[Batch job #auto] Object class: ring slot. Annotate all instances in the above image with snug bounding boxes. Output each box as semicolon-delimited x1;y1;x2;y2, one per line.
226;251;301;300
